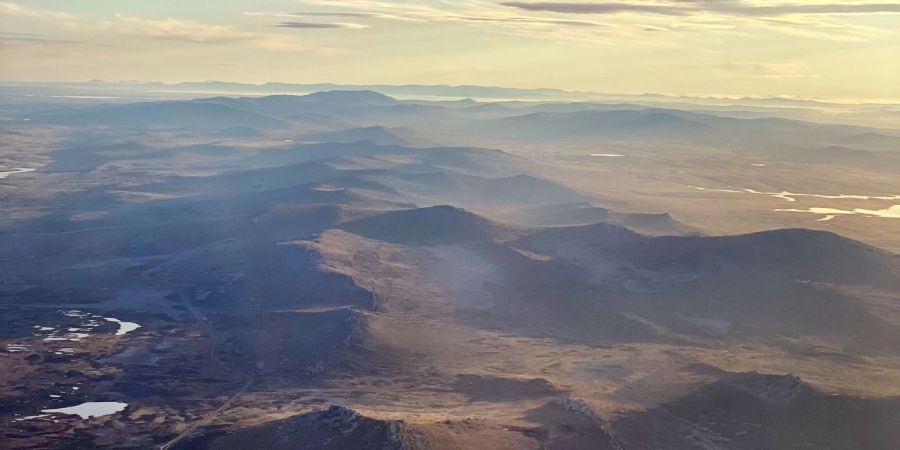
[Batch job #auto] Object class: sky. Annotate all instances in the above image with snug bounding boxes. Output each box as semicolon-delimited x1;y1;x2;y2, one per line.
1;0;899;101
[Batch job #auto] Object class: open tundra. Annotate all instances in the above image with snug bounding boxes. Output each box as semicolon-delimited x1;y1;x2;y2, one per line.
1;90;899;449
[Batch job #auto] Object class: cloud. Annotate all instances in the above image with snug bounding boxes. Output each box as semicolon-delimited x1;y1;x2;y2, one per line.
106;14;332;52
293;0;900;43
0;1;78;24
0;32;81;45
0;1;25;14
496;1;900;41
1;3;337;53
288;11;389;18
500;2;691;16
282;0;607;33
501;1;900;17
250;34;318;52
273;21;368;29
112;14;246;44
277;9;606;27
246;10;414;21
450;15;606;27
716;61;819;79
715;2;900;16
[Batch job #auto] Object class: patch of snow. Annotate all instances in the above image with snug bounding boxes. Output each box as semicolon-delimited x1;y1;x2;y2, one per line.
40;402;127;419
775;205;900;219
104;317;141;336
0;167;36;179
43;333;89;342
14;414;50;422
690;186;900;203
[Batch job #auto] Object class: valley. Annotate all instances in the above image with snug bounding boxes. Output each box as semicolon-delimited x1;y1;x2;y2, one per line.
1;88;898;449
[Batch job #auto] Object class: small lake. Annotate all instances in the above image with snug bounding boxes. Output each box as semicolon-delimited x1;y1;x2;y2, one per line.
690;186;900;203
104;317;141;336
33;311;142;342
0;167;35;179
41;402;128;419
775;205;900;219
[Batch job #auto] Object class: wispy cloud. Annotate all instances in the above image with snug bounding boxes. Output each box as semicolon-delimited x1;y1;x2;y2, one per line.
0;3;336;53
258;8;605;27
0;1;76;21
500;2;691;16
500;1;900;17
245;10;415;21
273;21;369;29
295;0;897;42
0;32;81;45
448;15;606;27
713;1;900;17
0;0;79;31
110;14;247;44
106;14;322;51
716;61;819;79
275;0;616;40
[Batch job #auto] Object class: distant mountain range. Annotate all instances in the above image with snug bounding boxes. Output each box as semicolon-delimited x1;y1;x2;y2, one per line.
3;87;900;449
5;79;899;109
13;90;899;178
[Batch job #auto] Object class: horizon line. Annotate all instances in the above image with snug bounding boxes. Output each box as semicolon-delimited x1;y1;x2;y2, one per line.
3;79;900;106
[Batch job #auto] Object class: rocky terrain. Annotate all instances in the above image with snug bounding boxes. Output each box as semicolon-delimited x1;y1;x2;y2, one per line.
1;90;898;449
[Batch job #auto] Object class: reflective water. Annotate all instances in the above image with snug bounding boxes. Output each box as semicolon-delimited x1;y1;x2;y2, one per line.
41;402;128;419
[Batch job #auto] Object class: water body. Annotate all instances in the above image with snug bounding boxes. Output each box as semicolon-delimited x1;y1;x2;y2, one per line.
44;333;89;342
0;167;35;179
30;311;141;343
775;205;900;219
6;344;30;353
41;402;128;419
690;186;900;203
104;317;141;336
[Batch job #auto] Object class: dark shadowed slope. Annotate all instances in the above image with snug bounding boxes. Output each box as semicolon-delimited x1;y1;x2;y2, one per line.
614;365;900;450
340;205;523;246
201;91;398;119
30;101;286;130
180;406;425;450
517;224;898;287
625;228;899;287
506;202;612;226
485;109;712;139
503;202;696;235
301;126;426;147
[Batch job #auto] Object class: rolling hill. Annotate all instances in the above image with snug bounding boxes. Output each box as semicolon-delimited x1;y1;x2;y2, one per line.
30;101;286;129
340;205;522;246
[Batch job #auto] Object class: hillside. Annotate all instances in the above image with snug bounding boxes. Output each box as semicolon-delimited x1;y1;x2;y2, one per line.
340;205;521;245
302;126;435;147
4;89;900;450
31;101;286;129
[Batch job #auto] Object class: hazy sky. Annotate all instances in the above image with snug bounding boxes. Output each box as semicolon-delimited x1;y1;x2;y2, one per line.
1;0;899;100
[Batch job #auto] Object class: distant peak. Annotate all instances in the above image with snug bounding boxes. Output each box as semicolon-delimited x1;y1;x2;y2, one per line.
424;204;470;214
339;205;513;246
302;90;397;104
